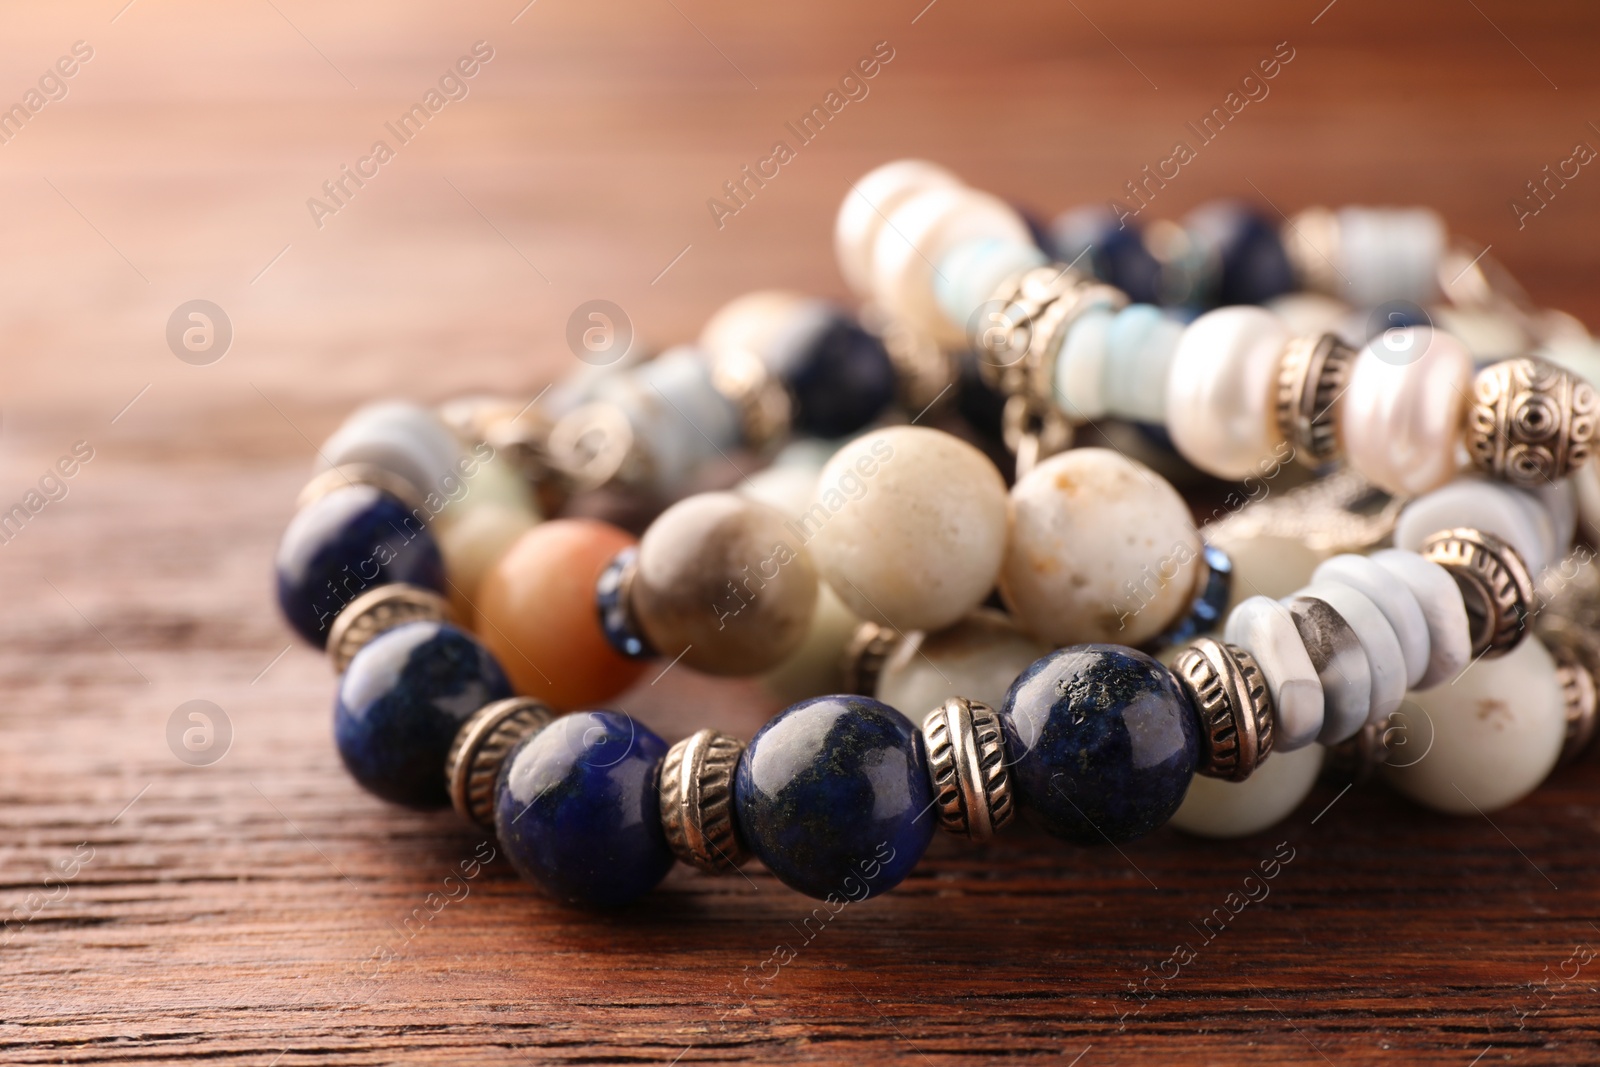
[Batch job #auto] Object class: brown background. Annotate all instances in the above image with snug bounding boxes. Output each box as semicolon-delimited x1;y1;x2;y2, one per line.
4;1;1600;1063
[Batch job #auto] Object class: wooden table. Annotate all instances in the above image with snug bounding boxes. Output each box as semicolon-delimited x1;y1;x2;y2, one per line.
4;1;1600;1062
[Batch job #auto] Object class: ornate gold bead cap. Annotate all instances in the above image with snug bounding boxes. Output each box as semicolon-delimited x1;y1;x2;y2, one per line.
709;348;793;455
921;697;1014;841
1274;332;1357;468
326;583;454;674
1171;638;1275;782
1466;357;1597;487
446;697;555;830
296;462;425;514
1419;527;1534;660
658;729;748;872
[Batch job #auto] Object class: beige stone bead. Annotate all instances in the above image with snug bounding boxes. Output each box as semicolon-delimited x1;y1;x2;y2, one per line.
1170;744;1325;839
875;609;1049;720
759;582;862;706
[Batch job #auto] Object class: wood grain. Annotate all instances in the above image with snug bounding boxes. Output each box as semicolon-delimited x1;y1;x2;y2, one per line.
3;1;1600;1063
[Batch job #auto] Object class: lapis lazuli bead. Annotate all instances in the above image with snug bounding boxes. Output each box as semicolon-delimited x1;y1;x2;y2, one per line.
734;695;933;902
335;620;513;809
999;644;1199;846
778;318;897;439
275;484;446;647
1187;202;1295;307
495;710;674;909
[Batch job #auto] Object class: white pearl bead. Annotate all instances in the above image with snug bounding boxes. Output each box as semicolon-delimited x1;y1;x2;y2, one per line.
1296;582;1408;730
1312;554;1431;689
871;185;1033;345
320;401;466;500
1169;744;1325;839
1383;636;1566;814
1224;596;1324;751
835;160;962;298
1000;448;1201;647
1370;549;1471;690
1101;305;1184;424
808;427;1009;633
759;582;862;706
876;609;1049;720
1165;307;1290;479
1394;477;1555;575
1339;327;1472;497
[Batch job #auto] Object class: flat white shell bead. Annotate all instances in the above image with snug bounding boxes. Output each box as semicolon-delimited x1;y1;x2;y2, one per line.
1383;636;1566;814
999;448;1201;647
1165;307;1291;479
1296;582;1408;728
1169;744;1325;839
1393;477;1556;576
1339;327;1472;497
835;160;962;298
1370;549;1471;690
808;427;1009;633
875;609;1050;719
1223;596;1324;752
1312;554;1431;689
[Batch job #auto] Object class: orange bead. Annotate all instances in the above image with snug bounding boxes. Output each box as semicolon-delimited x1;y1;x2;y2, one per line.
474;519;648;710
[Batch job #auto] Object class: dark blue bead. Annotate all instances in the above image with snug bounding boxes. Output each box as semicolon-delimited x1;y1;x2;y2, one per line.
999;644;1199;846
1051;206;1163;305
335;620;513;809
494;710;674;908
594;546;653;659
734;695;933;902
1151;543;1233;650
1186;201;1295;307
778;318;897;438
275;484;446;647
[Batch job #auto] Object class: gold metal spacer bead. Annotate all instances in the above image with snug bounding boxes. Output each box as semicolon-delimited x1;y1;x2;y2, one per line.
710;348;793;456
326;583;454;674
1466;357;1597;487
1538;623;1600;766
1172;638;1275;782
296;462;425;514
921;697;1015;841
840;621;903;697
1274;332;1357;468
658;729;748;872
1419;527;1535;660
445;697;555;830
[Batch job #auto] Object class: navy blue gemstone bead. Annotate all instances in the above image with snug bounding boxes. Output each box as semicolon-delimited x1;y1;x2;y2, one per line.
779;318;897;438
734;695;933;902
1151;543;1234;649
1051;206;1163;306
275;484;447;647
494;710;674;908
999;644;1199;846
594;546;653;659
334;620;513;809
1187;202;1295;307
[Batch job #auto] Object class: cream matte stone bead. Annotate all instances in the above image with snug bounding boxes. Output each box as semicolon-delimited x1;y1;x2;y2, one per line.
759;582;862;706
438;452;537;526
1313;554;1431;688
1206;527;1325;613
1339;327;1472;497
1577;459;1600;544
1370;549;1471;690
1165;307;1291;479
438;504;539;617
1534;477;1577;558
835;160;962;298
1297;582;1408;726
808;427;1008;633
1394;478;1555;575
1224;596;1324;751
875;609;1049;719
1383;636;1566;814
1000;448;1201;647
1169;743;1325;839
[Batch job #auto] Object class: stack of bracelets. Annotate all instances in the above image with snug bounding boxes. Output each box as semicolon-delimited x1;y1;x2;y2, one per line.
273;159;1600;909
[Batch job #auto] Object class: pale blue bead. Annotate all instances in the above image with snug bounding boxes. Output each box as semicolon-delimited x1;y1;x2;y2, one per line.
1052;307;1113;420
597;346;738;494
319;401;465;500
1101;304;1184;424
934;238;1046;341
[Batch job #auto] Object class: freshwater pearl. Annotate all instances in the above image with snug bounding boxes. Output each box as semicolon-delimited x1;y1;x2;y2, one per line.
632;492;818;676
1393;478;1555;575
1295;582;1407;727
999;645;1199;845
1370;549;1471;689
1165;307;1290;479
1101;304;1184;424
1339;328;1472;497
809;427;1008;633
1223;596;1323;751
1053;307;1113;421
319;401;466;502
1000;448;1202;647
875;608;1050;718
935;237;1047;340
759;582;862;706
475;519;648;709
436;503;538;616
495;710;674;908
1169;744;1325;839
835;160;962;298
1383;636;1566;814
335;621;513;809
735;695;933;900
1313;554;1431;688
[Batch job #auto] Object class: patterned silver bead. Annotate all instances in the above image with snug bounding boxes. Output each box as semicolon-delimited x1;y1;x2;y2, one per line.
1419;527;1534;659
921;697;1014;841
296;462;425;514
709;348;793;455
1171;638;1274;782
1538;622;1600;766
840;621;902;697
1274;332;1357;467
1321;718;1392;786
326;583;453;673
445;697;555;830
544;401;653;493
658;729;747;872
1467;357;1597;487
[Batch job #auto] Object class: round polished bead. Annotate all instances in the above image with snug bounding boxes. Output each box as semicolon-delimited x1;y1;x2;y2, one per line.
734;695;934;900
1169;743;1324;839
1165;307;1291;479
631;492;818;676
1383;636;1566;814
1223;596;1324;751
319;401;465;503
875;608;1049;719
495;710;674;908
1339;327;1473;497
1184;201;1296;306
775;315;897;439
999;645;1200;845
810;427;1009;633
835;160;962;298
1370;548;1471;689
326;582;453;674
1001;448;1202;647
1050;205;1164;304
334;620;513;809
475;519;649;709
275;484;447;648
1312;554;1432;689
1466;357;1597;487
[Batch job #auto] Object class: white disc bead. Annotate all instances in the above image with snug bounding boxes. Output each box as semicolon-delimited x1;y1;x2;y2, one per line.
1165;307;1291;479
1223;596;1324;752
1169;744;1325;839
1393;477;1557;575
935;237;1047;341
1312;554;1431;689
1294;582;1408;728
1369;549;1471;690
1339;327;1472;497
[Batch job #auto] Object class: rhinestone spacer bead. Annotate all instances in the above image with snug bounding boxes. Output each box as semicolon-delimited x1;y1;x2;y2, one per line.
921;697;1014;841
1171;638;1275;782
325;583;453;673
1466;357;1597;487
1274;332;1357;468
445;697;555;830
1419;527;1534;659
658;729;748;872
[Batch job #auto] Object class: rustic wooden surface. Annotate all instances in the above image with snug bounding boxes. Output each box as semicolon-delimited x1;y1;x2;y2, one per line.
4;1;1600;1063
